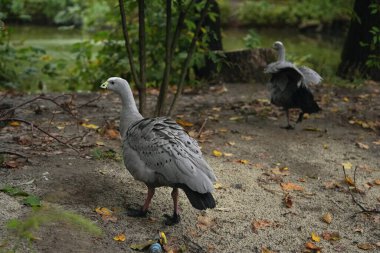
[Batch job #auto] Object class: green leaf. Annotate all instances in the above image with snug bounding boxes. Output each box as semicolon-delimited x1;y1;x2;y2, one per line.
0;186;29;196
23;195;41;207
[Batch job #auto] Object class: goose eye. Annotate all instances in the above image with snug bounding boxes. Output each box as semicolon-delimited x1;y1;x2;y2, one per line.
110;81;114;85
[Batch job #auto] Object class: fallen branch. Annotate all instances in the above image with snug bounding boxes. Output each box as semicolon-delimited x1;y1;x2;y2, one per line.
1;118;80;154
342;166;380;214
197;117;208;138
0;150;28;159
78;94;102;108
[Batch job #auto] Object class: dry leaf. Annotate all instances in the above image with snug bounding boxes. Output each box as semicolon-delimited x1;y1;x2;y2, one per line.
81;123;99;130
342;162;352;170
261;247;276;253
241;135;254;141
356;142;369;150
197;215;214;230
96;141;105;146
218;127;228;133
284;193;293;208
212;150;222;157
323;144;329;149
373;140;380;145
102;215;117;222
226;141;235;146
251;219;275;233
305;242;321;251
229;116;243;121
113;233;126;242
280;182;304;191
236;159;249;165
4;160;19;168
272;167;290;176
298;178;306;182
9;121;20;127
322;231;340;241
223;152;233;157
322;213;332;224
374;179;380;185
324;180;341;189
95;207;112;216
303;127;322;132
357;242;375;250
311;232;321;242
214;182;224;190
345;176;355;186
176;119;193;127
343;97;349;102
16;135;32;145
105;129;120;139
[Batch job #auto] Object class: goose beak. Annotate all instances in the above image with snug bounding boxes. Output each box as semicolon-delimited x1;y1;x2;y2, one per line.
100;81;108;89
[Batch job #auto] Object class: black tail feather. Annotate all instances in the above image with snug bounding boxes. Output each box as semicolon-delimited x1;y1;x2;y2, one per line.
294;86;321;114
178;185;216;210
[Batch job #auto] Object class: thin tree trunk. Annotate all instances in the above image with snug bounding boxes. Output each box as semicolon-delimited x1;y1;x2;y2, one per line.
138;0;147;115
155;0;173;116
118;0;144;113
168;0;211;116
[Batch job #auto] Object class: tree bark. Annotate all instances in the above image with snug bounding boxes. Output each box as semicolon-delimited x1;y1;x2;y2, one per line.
338;0;380;81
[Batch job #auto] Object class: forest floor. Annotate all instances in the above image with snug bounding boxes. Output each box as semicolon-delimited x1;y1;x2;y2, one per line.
0;81;379;253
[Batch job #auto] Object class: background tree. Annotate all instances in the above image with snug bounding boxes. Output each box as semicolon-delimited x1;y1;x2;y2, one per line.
338;0;380;81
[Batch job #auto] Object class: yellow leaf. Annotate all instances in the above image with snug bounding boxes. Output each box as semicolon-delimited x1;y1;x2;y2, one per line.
159;231;167;245
95;207;112;216
374;179;380;185
212;150;223;157
280;182;304;191
130;240;155;250
311;232;321;242
226;141;236;146
96;141;105;146
229;116;244;121
345;176;355;186
113;233;126;242
322;212;333;224
236;159;249;164
81;123;99;130
343;97;349;102
223;152;233;157
176;119;193;127
214;182;224;189
342;162;352;170
323;144;329;149
9;121;20;127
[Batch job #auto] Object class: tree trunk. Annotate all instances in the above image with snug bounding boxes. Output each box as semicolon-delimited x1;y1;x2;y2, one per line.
138;0;147;115
194;0;223;82
337;0;380;81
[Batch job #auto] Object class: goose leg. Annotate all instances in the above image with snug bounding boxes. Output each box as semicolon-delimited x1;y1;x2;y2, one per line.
281;109;294;130
127;187;155;217
296;112;304;124
163;187;181;225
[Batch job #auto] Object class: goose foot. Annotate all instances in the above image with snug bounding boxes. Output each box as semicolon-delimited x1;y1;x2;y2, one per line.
126;207;148;217
163;213;181;226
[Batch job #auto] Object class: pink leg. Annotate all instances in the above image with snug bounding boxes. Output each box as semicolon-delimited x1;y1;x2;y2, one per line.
142;187;155;212
171;188;179;215
164;187;181;225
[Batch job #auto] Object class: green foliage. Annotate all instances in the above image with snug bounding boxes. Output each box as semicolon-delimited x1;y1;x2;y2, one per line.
23;195;41;207
0;186;29;197
4;206;101;251
91;148;121;161
243;29;261;49
236;0;353;27
365;2;380;69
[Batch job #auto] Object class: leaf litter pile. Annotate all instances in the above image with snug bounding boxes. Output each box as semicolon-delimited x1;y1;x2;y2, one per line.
0;81;380;252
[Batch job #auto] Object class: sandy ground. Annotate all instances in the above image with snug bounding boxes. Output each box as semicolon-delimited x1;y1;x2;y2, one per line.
0;81;379;253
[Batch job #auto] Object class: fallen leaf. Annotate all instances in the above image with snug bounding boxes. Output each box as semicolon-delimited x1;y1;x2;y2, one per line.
236;159;249;164
311;232;321;242
213;182;224;189
322;231;340;241
229;116;243;121
323;144;329;149
303;127;322;132
374;179;380;185
261;247;276;253
197;215;214;230
324;180;341;189
343;97;349;102
356;142;369;150
95;207;112;216
284;193;293;208
223;152;233;157
176;119;193;127
130;240;155;250
113;233;126;242
345;176;355;186
226;141;235;146
357;242;375;250
4;160;19;168
342;162;352;170
354;227;364;233
251;219;276;233
16;135;32;145
298;178;306;182
212;150;222;157
218;127;228;133
159;231;167;245
105;129;120;139
305;241;321;251
102;215;117;222
96;141;105;146
272;167;290;176
9;121;20;127
322;213;333;224
373;140;380;145
280;182;304;191
81;123;99;130
241;135;254;141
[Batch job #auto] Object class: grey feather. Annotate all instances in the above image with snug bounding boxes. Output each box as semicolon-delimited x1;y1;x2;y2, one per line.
298;66;322;85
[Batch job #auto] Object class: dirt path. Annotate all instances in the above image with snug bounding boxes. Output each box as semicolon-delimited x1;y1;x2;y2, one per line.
0;82;379;253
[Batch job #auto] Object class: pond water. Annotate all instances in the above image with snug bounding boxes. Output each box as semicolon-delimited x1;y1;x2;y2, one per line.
8;25;344;90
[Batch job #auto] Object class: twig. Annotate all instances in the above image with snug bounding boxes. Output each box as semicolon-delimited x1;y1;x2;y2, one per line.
197;117;208;138
330;199;345;211
2;118;80;154
77;94;102;108
0;150;28;159
342;166;380;214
